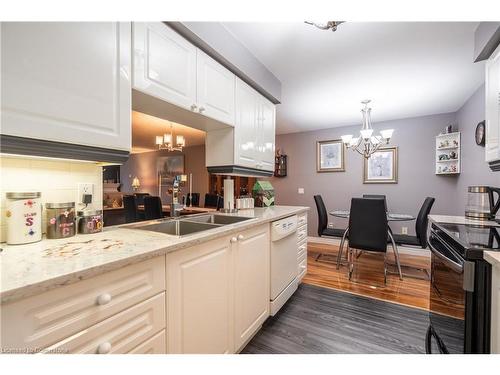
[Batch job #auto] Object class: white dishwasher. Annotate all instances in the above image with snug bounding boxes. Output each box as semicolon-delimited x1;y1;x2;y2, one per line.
270;215;299;315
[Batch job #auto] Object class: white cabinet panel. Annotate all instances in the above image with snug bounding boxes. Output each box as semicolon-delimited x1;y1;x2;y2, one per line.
166;236;234;354
133;22;197;111
234;226;270;351
196;49;235;125
258;98;276;171
485;44;500;163
1;22;131;151
234;79;259;168
128;330;166;354
491;265;500;353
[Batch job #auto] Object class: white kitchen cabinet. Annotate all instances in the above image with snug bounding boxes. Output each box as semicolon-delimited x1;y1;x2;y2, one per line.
258;97;277;171
166;236;234;354
486;43;500;164
196;49;235;125
234;225;270;351
491;261;500;353
0;22;131;151
133;22;197;112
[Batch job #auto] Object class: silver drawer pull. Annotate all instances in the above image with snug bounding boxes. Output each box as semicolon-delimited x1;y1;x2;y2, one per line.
96;293;112;306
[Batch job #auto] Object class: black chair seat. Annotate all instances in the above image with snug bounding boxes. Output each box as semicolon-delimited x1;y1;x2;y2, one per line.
391;233;421;247
322;228;347;238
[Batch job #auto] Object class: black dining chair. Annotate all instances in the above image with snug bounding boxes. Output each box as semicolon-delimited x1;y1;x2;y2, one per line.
133;192;150;206
184;193;200;207
362;194;388;212
313;195;348;262
347;198;402;283
216;195;224;210
204;193;219;208
143;196;163;220
123;194;139;223
391;197;435;248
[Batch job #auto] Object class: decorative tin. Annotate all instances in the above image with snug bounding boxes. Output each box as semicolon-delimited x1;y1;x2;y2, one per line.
46;202;76;239
77;210;103;234
5;192;42;245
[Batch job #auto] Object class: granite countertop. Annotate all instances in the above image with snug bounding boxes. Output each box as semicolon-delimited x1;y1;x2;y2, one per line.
429;214;500;227
484;252;500;267
0;206;308;304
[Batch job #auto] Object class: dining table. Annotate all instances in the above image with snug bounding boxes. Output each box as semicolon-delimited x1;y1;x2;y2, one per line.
329;210;428;280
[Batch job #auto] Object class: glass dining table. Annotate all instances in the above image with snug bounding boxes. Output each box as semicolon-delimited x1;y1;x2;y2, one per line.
328;210;425;280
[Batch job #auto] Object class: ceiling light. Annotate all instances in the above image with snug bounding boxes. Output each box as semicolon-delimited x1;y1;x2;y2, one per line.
156;123;185;152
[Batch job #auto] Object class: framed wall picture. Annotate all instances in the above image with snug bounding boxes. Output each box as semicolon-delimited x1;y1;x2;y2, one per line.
157;155;185;186
363;146;398;184
316;139;345;172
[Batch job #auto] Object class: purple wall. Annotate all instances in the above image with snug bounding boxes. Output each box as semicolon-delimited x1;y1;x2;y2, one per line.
120;145;209;206
271;84;498;238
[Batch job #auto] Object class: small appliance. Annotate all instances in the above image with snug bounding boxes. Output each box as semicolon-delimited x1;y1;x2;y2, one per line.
465;186;500;221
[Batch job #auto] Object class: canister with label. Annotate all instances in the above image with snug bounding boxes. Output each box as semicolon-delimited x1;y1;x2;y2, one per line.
46;202;76;239
5;192;42;245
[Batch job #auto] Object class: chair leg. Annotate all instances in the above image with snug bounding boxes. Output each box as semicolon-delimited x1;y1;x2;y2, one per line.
348;247;354;280
315;252;322;262
388;231;403;280
337;228;348;270
384;252;387;285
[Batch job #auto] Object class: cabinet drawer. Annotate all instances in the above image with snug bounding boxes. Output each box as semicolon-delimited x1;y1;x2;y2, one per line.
297;225;307;243
297;242;307;260
45;293;165;354
128;330;166;354
297;212;307;227
1;256;166;350
298;258;307;280
297;248;307;264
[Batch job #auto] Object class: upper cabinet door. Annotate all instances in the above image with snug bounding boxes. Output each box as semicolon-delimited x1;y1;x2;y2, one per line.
485;45;500;163
196;50;236;126
1;22;131;151
133;22;197;111
234;79;258;168
259;98;276;171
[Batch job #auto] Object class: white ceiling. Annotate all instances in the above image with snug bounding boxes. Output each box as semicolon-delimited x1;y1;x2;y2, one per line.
132;111;206;153
222;22;485;134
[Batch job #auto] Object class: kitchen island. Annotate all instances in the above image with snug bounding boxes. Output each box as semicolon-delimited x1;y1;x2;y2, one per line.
0;205;308;354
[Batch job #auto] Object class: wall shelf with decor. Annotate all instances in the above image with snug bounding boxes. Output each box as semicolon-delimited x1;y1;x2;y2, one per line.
435;132;461;175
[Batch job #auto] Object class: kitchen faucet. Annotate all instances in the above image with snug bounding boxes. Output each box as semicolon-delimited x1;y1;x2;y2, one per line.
170;175;184;217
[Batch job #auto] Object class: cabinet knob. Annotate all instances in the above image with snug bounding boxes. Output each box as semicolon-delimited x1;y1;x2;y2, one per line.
97;342;112;354
230;237;238;243
199;106;206;113
237;234;244;241
96;293;112;306
190;104;198;111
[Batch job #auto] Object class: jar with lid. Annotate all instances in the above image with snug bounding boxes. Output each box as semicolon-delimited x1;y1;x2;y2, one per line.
46;202;76;239
77;210;103;234
5;192;42;245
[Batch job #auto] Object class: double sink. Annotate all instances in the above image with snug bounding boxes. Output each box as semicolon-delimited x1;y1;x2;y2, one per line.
127;213;254;237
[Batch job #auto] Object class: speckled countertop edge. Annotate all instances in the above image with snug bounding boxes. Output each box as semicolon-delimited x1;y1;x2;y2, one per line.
484;251;500;268
0;206;309;304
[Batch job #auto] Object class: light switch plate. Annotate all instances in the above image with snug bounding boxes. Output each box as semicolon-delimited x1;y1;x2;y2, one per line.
401;227;408;235
78;183;94;203
298;188;305;194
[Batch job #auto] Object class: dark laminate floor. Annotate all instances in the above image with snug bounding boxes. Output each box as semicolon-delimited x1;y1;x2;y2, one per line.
242;284;462;354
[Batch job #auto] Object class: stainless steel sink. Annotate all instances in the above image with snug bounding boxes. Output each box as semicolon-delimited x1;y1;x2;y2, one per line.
130;220;221;236
184;214;254;225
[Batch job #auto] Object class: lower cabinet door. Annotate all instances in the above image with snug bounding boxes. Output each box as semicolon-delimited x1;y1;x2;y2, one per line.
234;226;270;351
128;330;166;354
44;293;165;354
166;236;234;354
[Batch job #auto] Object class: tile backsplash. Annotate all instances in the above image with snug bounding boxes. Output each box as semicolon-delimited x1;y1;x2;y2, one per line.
0;156;103;242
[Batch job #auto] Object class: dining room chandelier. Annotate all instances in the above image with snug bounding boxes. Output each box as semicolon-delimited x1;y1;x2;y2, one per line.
155;124;185;152
341;100;394;159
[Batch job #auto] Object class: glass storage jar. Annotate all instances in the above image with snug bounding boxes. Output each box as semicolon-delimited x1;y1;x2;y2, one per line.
77;210;103;234
46;202;76;239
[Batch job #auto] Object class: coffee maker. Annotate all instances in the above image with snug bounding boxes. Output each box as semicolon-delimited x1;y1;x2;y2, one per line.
465;186;500;221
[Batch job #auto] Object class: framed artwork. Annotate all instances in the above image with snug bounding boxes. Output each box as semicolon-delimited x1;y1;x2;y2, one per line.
157;155;185;187
316;139;345;172
363;147;398;184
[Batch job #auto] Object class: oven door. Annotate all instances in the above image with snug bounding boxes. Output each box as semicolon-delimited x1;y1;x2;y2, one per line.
426;230;466;354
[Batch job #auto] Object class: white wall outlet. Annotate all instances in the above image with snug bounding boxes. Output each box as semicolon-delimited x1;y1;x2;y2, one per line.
298;188;305;194
401;226;408;235
78;183;94;203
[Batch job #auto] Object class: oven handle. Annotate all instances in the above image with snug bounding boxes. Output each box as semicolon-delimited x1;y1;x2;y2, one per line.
428;236;463;274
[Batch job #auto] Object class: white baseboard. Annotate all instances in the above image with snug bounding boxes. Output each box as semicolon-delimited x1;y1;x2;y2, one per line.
307;236;430;257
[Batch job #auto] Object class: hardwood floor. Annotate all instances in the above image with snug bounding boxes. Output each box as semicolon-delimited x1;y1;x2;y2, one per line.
242;283;463;354
304;242;432;311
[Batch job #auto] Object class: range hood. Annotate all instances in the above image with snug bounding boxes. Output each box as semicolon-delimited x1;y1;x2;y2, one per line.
207;165;274;177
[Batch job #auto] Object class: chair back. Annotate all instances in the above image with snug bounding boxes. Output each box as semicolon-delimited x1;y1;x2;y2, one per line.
133;192;150;206
348;198;388;252
216;195;224;210
204;193;219;208
185;193;200;207
123;195;138;223
144;196;163;220
415;197;435;248
313;195;328;236
363;194;387;212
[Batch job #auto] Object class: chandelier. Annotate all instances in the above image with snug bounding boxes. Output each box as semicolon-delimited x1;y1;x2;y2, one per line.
155;124;185;152
304;21;345;32
341;100;394;159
